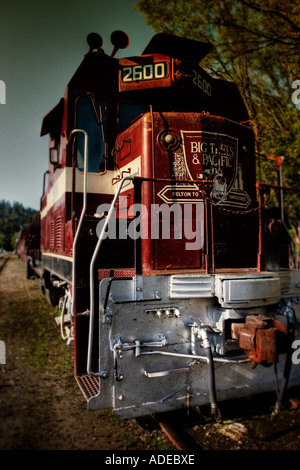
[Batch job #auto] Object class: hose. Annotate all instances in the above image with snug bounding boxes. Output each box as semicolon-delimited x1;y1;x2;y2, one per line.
201;330;222;422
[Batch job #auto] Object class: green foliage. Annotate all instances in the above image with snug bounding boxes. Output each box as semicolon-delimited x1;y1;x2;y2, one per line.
135;0;300;231
0;200;37;251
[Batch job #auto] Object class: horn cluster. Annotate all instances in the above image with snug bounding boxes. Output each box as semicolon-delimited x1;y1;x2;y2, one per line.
86;31;129;56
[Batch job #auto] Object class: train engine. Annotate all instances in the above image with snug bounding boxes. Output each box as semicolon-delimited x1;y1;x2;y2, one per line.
27;32;300;418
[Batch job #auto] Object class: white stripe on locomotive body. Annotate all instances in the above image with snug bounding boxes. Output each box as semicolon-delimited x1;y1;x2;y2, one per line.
40;156;142;220
40;168;115;219
42;252;73;262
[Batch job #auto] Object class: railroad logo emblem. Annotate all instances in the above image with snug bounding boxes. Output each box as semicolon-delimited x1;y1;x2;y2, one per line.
181;130;251;208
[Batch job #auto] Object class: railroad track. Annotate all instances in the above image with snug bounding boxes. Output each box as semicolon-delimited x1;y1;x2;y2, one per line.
0;253;10;273
137;407;210;450
156;411;204;450
151;387;300;451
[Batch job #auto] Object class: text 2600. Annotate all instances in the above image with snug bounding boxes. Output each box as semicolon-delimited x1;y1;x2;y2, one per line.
121;63;168;82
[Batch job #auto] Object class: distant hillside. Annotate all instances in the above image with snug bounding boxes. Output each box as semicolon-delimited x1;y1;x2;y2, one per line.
0;200;37;251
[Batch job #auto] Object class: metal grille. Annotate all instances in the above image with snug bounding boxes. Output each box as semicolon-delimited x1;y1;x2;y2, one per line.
50;221;54;249
76;375;99;400
56;216;63;250
170;275;214;298
98;268;135;282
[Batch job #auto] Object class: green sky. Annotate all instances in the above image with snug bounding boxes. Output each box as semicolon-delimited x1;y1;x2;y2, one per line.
0;0;153;209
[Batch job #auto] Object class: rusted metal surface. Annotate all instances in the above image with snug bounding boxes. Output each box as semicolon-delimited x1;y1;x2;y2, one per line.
231;315;288;366
157;419;191;450
156;413;202;450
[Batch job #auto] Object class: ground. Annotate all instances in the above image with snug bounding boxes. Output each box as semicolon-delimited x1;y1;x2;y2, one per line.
1;255;300;454
0;255;172;451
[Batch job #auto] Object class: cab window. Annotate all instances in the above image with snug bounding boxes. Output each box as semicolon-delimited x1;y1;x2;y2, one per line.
76;95;105;172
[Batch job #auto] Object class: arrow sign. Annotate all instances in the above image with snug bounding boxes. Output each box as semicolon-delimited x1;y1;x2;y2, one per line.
157;184;204;204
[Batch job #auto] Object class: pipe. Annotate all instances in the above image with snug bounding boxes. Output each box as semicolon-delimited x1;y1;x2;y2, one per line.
200;329;221;421
204;342;218;412
139;350;249;363
278;158;298;268
272;319;295;417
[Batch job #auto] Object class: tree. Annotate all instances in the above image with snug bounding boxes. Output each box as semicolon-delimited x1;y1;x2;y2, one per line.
135;0;300;257
0;200;37;251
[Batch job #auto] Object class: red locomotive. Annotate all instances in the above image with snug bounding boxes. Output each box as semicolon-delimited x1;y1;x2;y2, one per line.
18;31;300;419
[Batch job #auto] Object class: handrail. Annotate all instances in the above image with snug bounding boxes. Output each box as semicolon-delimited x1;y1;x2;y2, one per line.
68;129;88;318
257;182;299;269
256;182;300;192
42;170;50;196
87;175;134;377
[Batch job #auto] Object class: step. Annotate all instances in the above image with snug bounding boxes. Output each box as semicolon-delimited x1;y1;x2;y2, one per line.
76;374;99;400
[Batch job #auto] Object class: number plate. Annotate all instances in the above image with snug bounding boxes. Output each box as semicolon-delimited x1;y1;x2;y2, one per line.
119;55;171;91
121;62;168;83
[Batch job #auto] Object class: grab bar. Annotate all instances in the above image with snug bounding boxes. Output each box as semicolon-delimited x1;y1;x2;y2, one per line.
68;129;88;319
87;176;134;377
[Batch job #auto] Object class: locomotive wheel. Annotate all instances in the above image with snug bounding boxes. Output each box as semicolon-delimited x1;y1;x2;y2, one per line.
26;262;34;280
44;286;59;307
42;272;64;307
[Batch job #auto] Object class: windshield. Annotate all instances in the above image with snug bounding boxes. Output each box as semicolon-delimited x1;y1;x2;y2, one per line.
76;95;105;172
119;103;146;130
